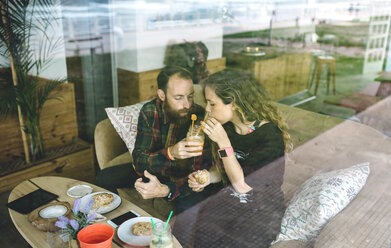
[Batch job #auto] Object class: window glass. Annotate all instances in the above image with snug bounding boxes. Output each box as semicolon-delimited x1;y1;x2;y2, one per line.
1;0;391;247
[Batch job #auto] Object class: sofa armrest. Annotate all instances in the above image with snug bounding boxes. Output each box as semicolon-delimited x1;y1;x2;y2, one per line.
105;152;132;169
94;118;129;170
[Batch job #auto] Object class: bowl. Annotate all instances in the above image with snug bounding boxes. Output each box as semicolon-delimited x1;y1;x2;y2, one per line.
28;202;72;232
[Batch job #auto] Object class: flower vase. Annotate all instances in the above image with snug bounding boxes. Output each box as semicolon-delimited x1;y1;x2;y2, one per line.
68;239;79;248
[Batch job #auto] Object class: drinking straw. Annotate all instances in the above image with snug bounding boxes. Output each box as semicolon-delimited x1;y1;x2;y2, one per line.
191;114;197;135
150;218;157;230
195;112;209;136
162;210;173;234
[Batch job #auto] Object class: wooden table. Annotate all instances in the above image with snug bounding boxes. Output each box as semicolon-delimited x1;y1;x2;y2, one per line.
8;176;182;248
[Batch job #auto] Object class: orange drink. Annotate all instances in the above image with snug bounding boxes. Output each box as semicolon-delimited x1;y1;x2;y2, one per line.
186;124;204;153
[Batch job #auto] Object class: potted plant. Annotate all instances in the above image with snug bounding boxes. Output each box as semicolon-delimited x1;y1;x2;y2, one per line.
0;0;66;162
55;198;97;247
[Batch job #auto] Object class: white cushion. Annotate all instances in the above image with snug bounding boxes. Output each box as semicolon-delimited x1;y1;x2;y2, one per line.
105;101;147;154
273;162;370;244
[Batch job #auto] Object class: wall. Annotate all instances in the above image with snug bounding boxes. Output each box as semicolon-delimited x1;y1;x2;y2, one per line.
117;26;223;72
112;0;224;73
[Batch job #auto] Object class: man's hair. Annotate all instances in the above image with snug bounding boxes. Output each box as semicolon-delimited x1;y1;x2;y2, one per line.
157;66;193;92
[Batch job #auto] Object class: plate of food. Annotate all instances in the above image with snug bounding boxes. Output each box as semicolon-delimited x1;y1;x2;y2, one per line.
117;216;163;247
80;192;121;214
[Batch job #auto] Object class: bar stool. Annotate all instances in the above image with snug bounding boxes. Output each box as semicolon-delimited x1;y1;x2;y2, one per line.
308;56;336;95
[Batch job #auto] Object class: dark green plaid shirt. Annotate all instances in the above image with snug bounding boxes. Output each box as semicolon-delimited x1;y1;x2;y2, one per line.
132;98;208;201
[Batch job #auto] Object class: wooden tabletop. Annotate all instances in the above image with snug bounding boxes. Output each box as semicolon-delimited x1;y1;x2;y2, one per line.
8;176;182;248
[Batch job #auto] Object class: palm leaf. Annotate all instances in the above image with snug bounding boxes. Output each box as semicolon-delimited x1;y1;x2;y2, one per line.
36;78;66;112
1;0;66;159
0;85;18;119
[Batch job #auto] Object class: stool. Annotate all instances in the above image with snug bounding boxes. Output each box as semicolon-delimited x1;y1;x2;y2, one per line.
308;56;336;95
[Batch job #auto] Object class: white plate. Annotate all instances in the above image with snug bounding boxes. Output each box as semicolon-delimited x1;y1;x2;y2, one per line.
117;217;163;247
80;192;121;214
67;185;93;198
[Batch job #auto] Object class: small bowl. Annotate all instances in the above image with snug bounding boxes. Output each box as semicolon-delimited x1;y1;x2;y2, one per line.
67;185;93;198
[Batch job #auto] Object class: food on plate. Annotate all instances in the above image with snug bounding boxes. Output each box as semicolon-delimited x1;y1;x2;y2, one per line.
92;193;114;208
194;170;208;184
132;222;153;236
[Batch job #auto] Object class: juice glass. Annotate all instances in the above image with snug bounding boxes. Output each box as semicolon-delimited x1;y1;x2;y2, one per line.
149;222;173;248
186;124;204;153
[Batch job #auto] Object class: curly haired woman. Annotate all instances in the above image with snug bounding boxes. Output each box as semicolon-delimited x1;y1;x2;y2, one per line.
187;69;291;248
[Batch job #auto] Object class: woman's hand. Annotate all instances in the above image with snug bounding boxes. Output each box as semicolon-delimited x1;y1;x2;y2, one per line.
188;169;211;192
201;118;231;148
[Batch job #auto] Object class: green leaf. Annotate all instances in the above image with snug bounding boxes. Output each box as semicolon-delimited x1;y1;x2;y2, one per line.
0;0;67;159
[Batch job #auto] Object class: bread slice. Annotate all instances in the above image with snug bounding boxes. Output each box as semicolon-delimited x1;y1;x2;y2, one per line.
132;222;153;236
194;170;208;184
92;193;114;208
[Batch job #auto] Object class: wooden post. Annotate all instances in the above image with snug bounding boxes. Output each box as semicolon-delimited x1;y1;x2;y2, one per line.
0;2;31;163
268;10;275;46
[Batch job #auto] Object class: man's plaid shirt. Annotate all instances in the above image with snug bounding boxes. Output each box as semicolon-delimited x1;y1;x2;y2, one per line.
132;98;210;201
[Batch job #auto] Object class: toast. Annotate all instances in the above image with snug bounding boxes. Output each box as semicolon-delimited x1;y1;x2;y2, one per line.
132;222;153;236
92;193;114;208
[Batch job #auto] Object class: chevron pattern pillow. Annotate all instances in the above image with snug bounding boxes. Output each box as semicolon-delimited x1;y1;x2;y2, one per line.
272;162;370;244
105;101;147;153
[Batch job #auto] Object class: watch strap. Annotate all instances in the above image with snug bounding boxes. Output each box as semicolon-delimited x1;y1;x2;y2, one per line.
218;147;234;159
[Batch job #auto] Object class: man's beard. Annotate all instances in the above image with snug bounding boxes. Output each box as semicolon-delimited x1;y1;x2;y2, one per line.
164;102;191;126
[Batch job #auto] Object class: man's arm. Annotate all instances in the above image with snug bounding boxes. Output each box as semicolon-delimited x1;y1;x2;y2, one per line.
134;171;189;201
132;110;172;174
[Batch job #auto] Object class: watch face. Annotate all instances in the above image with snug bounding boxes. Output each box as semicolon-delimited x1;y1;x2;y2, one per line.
219;149;227;157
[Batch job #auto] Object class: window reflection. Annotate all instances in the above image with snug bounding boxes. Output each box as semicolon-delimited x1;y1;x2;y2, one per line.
2;0;391;247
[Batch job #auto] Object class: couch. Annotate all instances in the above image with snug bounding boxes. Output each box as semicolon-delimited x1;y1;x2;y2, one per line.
94;88;391;247
271;96;391;247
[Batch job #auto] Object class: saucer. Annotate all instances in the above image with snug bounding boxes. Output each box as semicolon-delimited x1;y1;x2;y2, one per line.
66;185;93;198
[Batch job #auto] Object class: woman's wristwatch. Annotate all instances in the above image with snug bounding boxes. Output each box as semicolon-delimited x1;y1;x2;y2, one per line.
218;147;234;158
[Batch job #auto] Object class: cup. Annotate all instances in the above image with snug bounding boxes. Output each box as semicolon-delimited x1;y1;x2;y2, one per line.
186;124;205;153
149;222;174;248
77;224;114;248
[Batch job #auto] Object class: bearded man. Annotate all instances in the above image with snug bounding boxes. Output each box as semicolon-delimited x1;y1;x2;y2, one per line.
96;66;219;218
132;66;216;212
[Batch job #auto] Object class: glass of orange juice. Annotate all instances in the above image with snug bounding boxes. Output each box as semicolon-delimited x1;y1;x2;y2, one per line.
186;124;204;153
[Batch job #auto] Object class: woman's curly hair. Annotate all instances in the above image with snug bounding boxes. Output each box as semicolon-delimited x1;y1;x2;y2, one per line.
204;69;292;152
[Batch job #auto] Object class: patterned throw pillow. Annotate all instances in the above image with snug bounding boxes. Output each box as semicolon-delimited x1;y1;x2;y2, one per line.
272;162;370;244
105;101;147;153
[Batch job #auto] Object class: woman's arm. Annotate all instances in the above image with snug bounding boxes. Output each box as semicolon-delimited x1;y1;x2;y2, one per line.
202;118;252;194
219;152;253;194
188;164;222;191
